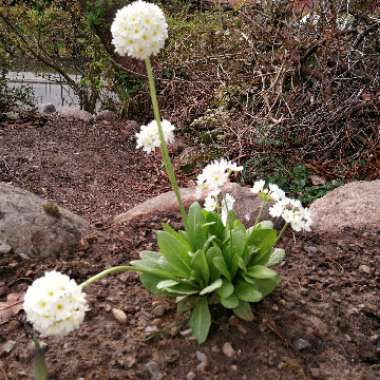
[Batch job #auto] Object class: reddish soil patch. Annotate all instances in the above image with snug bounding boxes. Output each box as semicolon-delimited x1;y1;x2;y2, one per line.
0;116;379;380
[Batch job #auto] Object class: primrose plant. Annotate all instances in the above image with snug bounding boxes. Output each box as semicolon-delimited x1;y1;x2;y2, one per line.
24;2;312;378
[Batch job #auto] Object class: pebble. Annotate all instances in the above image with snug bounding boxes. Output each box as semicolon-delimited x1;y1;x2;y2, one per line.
195;351;208;372
112;308;127;324
151;305;167;317
231;365;238;371
2;340;16;354
359;264;371;274
0;241;12;255
145;360;163;380
222;342;236;358
294;338;312;351
304;245;318;255
186;371;196;380
180;328;192;337
145;325;159;334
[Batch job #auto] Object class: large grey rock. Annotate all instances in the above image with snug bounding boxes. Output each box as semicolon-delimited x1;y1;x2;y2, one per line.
113;183;273;227
38;103;56;114
0;183;89;259
56;106;93;123
310;180;380;233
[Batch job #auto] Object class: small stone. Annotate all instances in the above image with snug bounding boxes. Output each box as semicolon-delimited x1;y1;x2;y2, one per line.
231;365;238;371
304;246;318;255
2;340;16;354
145;325;159;334
151;305;167;317
186;371;196;380
145;360;163;380
95;110;115;122
0;241;12;255
112;308;127;324
310;367;321;379
294;338;311;351
309;175;326;186
359;265;371;274
222;342;236;358
180;328;192;337
272;304;279;311
196;351;208;372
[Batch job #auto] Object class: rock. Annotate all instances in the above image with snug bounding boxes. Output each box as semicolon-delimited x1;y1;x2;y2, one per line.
186;371;196;380
38;103;56;114
0;183;88;259
359;264;371;274
56;106;93;123
222;342;236;358
309;175;326;186
195;351;208;372
95;110;115;122
294;338;312;351
112;308;127;324
310;180;380;233
145;360;163;380
114;183;275;227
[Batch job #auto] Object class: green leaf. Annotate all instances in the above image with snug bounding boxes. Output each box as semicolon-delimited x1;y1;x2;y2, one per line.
191;249;210;286
140;273;168;295
247;228;277;265
156;280;179;289
213;256;231;282
233;301;254;321
200;279;223;295
164;283;199;296
220;294;239;309
131;258;177;279
247;265;278;279
206;246;221;283
157;230;191;276
235;280;263;302
255;276;281;297
189;297;211;344
163;224;190;246
185;202;207;251
217;281;234;299
205;211;225;242
267;248;285;267
224;227;247;278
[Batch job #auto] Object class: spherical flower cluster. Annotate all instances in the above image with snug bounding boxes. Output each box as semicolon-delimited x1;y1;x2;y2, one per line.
111;1;168;60
269;197;312;232
23;271;88;337
251;180;312;232
136;119;175;154
196;158;243;196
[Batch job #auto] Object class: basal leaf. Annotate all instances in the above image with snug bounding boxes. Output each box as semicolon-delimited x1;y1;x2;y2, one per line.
233;301;254;321
212;256;231;282
246;265;278;279
185;202;207;251
235;280;263;302
266;248;286;267
220;294;239;309
189;297;211;344
216;281;234;299
199;278;223;295
156;279;179;289
157;230;191;276
255;276;281;297
191;249;210;286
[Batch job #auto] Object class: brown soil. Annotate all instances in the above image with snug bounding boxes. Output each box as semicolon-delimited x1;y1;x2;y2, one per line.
0;116;379;380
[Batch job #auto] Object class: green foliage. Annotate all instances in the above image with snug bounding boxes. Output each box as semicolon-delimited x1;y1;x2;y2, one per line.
131;202;284;344
243;158;343;205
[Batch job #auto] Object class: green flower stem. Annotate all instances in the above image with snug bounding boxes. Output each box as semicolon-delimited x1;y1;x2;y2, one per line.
276;222;289;243
255;201;266;225
80;265;134;289
144;57;187;223
32;337;48;380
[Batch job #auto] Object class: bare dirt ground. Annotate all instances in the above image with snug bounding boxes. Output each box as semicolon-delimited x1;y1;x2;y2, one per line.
0;116;379;380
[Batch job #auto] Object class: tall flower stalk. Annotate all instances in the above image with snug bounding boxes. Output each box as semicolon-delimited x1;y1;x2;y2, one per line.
144;57;187;221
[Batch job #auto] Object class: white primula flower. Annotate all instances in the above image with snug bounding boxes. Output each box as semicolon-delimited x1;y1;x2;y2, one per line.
221;193;235;226
136;119;175;154
268;183;286;201
204;193;218;212
227;161;243;173
23;271;88;337
111;1;168;60
270;198;312;232
251;180;266;194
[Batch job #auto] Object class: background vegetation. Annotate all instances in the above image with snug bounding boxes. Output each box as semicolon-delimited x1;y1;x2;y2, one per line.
0;0;379;202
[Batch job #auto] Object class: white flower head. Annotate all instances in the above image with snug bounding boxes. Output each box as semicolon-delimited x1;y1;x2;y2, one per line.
221;193;235;225
204;193;218;212
23;271;88;337
268;183;286;201
136;119;175;154
111;1;168;60
251;180;266;194
269;197;312;232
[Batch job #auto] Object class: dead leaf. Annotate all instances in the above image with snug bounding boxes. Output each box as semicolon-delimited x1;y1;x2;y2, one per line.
0;292;24;324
